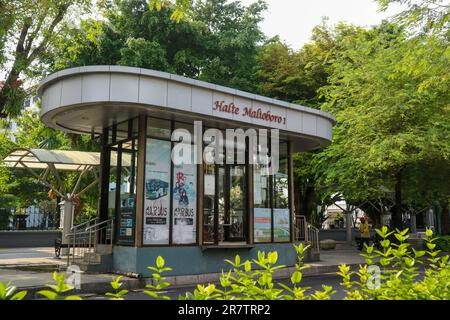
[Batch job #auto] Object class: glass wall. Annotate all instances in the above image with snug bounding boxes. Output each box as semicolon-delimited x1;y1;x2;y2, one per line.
105;116;293;247
106;118;139;246
143;117;197;245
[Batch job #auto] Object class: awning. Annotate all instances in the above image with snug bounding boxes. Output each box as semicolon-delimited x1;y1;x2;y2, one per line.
3;148;101;171
2;148;130;171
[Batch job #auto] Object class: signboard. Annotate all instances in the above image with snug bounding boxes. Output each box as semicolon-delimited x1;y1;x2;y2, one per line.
143;139;171;245
213;100;286;125
274;208;290;242
254;208;272;242
172;159;197;244
117;195;135;245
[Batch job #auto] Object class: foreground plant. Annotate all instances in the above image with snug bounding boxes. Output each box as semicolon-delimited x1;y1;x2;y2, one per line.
37;272;82;300
0;281;27;300
146;243;335;300
144;256;172;300
338;227;450;300
105;276;129;300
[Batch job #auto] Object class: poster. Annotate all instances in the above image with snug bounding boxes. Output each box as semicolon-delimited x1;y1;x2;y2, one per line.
172;160;197;244
254;208;272;242
143;139;171;245
274;208;290;242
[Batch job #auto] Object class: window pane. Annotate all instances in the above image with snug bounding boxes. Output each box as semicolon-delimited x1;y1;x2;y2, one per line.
116;120;130;141
117;140;137;245
147;117;171;139
203;164;215;244
254;163;272;242
224;165;246;242
108;150;118;219
273;142;290;242
143;138;171;245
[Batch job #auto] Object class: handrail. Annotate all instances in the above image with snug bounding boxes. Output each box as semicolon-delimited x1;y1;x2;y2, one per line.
65;218;114;266
306;223;320;254
69;217;98;232
85;218;112;232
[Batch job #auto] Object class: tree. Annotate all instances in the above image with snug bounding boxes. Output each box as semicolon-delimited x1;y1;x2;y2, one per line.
377;0;449;35
0;0;92;118
254;22;338;224
50;0;267;93
318;22;450;229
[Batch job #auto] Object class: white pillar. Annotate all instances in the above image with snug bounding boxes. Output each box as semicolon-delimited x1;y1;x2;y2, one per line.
59;196;74;254
346;212;352;244
426;209;435;231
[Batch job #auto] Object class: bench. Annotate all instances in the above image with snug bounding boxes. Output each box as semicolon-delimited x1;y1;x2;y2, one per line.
54;238;68;258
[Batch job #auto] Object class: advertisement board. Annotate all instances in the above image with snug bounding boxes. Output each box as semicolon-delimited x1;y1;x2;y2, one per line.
254;208;272;242
172;160;197;244
143;139;171;245
274;208;290;242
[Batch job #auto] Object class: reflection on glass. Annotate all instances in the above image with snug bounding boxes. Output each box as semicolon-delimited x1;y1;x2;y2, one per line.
147;117;171;139
117;140;137;243
223;165;246;243
273;142;290;242
203;164;215;244
108;150;118;220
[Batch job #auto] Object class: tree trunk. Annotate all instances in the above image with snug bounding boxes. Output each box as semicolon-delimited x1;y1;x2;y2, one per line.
440;200;450;235
392;170;403;230
294;176;316;223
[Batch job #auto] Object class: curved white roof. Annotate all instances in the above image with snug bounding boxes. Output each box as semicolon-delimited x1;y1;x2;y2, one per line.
38;66;335;151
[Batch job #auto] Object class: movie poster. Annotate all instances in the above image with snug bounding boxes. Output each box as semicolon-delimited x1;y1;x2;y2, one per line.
274;208;290;242
172;155;197;244
254;208;272;242
143;139;171;245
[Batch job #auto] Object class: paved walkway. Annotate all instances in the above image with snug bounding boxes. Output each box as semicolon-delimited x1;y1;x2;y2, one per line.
0;247;65;267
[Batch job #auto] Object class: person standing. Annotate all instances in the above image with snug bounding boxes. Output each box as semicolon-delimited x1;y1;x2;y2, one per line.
358;216;371;250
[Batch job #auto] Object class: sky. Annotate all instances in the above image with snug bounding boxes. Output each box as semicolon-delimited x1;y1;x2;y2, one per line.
239;0;405;49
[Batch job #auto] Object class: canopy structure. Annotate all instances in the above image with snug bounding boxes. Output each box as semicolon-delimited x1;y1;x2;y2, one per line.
3;148;101;171
2;148;105;200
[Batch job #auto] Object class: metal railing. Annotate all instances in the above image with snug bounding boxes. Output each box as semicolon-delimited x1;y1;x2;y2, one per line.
85;219;114;264
295;215;306;241
306;223;320;254
0;207;60;231
294;215;319;254
66;218;113;266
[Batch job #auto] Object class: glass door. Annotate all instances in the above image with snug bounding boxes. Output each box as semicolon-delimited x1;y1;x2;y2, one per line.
203;164;247;245
113;139;137;245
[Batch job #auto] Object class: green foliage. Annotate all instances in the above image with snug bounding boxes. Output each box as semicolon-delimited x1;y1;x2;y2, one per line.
149;0;192;22
377;0;449;35
105;276;129;300
144;256;173;300
37;272;82;300
435;236;450;252
145;244;336;300
0;0;93;117
0;281;27;300
338;227;450;299
51;0;266;93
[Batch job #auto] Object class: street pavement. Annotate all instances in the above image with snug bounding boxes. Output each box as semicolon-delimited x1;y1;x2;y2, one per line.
0;247;65;266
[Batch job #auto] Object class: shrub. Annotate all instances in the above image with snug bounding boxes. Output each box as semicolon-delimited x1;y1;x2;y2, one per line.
435;236;450;252
0;281;27;300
